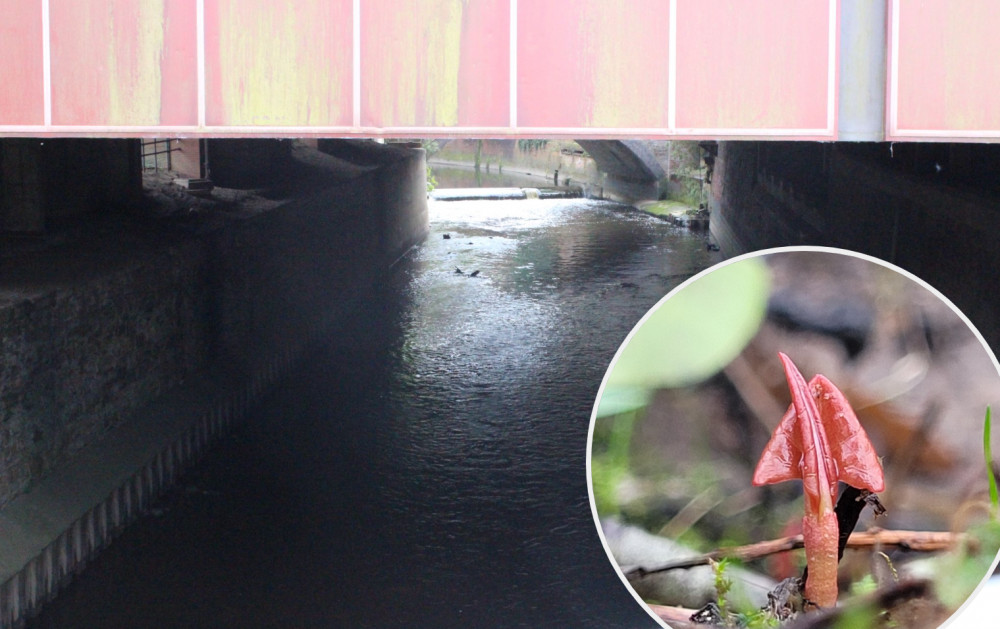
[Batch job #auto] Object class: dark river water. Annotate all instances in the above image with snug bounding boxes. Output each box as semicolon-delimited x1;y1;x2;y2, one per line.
29;196;721;628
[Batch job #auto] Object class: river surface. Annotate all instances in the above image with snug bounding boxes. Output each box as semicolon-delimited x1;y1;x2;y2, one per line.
29;196;721;628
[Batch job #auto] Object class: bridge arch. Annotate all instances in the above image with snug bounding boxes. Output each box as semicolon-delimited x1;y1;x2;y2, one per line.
433;139;668;203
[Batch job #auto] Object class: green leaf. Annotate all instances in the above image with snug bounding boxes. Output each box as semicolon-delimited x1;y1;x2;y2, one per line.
604;257;770;393
932;519;1000;609
591;410;640;516
595;387;651;417
985;406;998;518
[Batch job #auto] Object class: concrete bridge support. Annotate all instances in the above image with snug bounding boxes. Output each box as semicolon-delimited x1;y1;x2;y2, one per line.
0;140;427;627
708;140;1000;353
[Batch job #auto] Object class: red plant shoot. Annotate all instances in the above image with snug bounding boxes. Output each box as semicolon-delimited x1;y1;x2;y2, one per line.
753;353;884;608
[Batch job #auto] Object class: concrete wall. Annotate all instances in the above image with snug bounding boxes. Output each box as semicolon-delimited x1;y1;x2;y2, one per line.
0;241;210;506
205;139;294;188
1;139;141;233
0;141;427;626
709;141;1000;352
170;139;203;180
0;143;427;509
0;140;44;232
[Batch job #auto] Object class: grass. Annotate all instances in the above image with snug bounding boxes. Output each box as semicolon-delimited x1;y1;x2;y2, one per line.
985;406;997;518
637;199;698;217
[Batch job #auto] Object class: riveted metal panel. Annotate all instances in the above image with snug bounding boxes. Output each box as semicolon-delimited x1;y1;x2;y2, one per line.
205;0;353;127
0;1;45;126
49;0;197;126
888;0;1000;140
361;0;509;128
673;0;837;137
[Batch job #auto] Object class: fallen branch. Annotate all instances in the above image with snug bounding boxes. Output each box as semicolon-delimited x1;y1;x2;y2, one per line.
846;528;957;552
647;603;699;627
625;529;958;579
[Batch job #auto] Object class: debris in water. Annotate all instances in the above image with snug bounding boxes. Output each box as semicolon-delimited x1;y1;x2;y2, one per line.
469;270;480;277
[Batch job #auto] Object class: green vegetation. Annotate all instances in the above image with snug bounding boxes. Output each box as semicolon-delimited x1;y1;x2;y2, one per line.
598;257;771;417
637;200;699;217
985;406;997;517
420;139;440;156
517;139;549;152
712;558;734;619
426;165;437;193
590;409;638;516
930;406;1000;609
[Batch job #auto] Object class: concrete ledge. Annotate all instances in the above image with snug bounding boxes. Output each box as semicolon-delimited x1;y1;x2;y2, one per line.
0;345;295;628
430;187;583;202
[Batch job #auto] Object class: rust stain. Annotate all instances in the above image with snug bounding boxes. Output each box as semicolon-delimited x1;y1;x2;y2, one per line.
208;0;352;126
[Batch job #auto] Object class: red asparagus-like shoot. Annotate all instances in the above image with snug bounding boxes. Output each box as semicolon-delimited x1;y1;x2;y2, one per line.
753;353;884;608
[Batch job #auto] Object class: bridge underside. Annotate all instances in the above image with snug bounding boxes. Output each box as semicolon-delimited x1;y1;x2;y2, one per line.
2;1;1000;143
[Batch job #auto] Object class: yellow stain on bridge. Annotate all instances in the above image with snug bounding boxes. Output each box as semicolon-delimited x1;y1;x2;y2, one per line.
216;1;348;126
107;0;165;125
365;0;463;127
582;1;667;129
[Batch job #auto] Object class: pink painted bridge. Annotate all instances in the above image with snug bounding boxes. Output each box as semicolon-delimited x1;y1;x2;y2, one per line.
0;0;998;142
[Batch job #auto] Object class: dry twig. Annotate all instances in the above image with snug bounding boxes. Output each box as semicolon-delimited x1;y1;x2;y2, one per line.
625;529;958;579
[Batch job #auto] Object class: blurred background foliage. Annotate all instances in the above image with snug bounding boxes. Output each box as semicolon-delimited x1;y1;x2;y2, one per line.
592;257;771;531
598;258;771;417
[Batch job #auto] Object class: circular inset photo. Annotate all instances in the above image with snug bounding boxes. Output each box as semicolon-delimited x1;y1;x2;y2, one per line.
588;247;1000;629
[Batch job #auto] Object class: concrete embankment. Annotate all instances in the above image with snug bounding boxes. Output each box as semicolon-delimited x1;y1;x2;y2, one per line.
0;141;428;627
